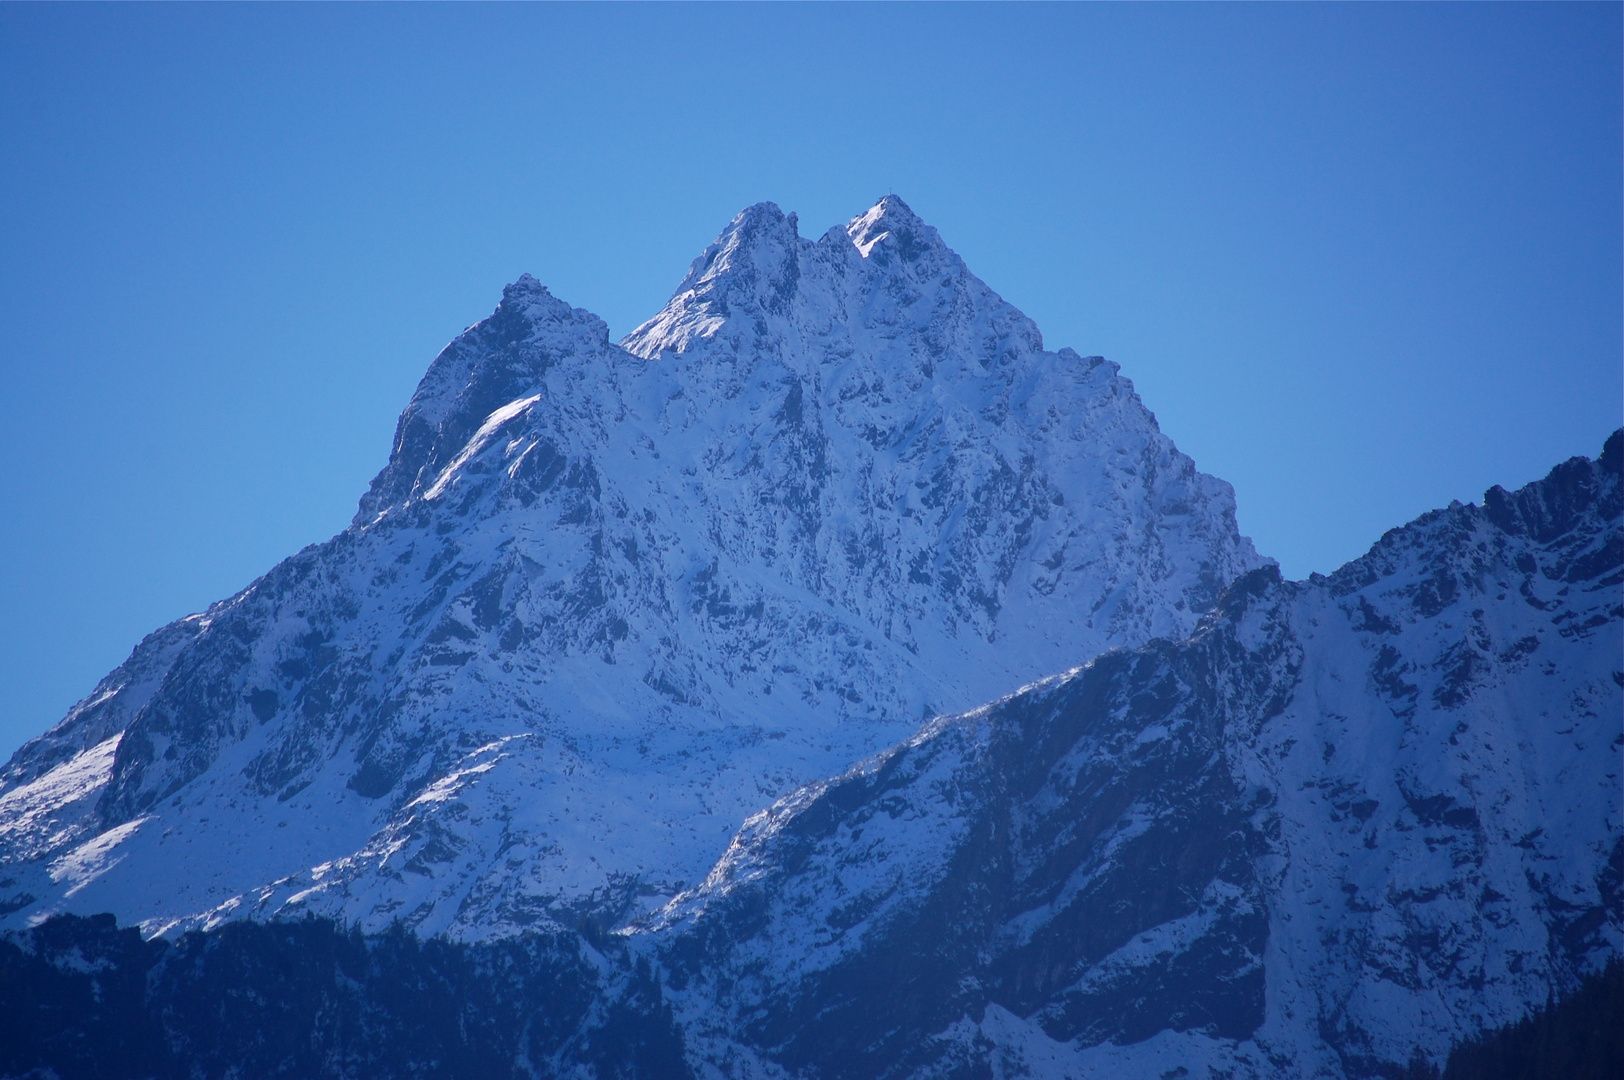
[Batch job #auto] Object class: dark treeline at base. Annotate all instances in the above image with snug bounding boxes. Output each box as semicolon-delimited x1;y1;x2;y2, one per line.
0;913;689;1080
2;913;1618;1080
1393;959;1622;1080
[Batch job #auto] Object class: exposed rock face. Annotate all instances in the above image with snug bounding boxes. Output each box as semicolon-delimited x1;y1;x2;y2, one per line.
1;436;1614;1080
644;433;1621;1078
0;196;1263;941
2;195;1613;1080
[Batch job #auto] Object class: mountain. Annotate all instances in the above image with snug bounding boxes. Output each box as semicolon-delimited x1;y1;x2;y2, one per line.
0;196;1264;941
0;435;1615;1080
641;431;1622;1079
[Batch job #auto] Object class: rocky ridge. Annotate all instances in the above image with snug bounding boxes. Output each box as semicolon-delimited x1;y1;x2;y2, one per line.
0;434;1615;1080
0;196;1263;942
639;432;1622;1078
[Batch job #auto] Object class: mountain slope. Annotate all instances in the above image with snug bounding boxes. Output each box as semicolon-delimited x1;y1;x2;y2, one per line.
644;432;1622;1079
1;436;1614;1080
0;196;1263;941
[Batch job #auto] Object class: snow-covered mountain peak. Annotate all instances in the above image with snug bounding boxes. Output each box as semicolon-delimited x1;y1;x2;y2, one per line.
622;194;1043;383
353;274;612;524
845;192;932;258
2;194;1264;941
620;200;803;357
0;197;1615;1080
683;202;800;295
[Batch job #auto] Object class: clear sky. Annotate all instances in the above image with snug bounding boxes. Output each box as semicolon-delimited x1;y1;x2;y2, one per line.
1;4;1618;758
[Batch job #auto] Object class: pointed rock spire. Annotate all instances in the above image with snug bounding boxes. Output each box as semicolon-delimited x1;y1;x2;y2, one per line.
354;275;611;523
623;195;1012;360
622;202;805;357
846;194;940;261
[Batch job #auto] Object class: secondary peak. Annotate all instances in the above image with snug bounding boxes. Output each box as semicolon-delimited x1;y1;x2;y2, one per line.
846;194;938;261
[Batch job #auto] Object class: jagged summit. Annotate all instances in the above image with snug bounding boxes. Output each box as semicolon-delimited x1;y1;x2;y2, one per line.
624;201;804;350
1;195;1263;942
645;194;939;325
1;197;1616;1080
845;193;934;258
622;195;1042;364
363;191;956;526
354;277;611;525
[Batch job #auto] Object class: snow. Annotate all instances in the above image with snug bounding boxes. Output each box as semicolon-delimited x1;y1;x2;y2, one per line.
422;394;542;500
0;195;1261;944
0;735;122;864
48;815;149;899
643;443;1619;1078
1;193;1611;1078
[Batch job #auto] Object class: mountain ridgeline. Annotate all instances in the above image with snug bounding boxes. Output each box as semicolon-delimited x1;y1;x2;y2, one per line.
0;196;1261;942
0;197;1617;1080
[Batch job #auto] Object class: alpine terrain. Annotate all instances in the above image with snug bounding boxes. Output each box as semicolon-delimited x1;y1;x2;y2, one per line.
0;197;1617;1080
0;196;1263;941
643;430;1621;1079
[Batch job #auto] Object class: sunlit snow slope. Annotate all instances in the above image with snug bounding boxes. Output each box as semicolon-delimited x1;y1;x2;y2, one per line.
0;196;1263;940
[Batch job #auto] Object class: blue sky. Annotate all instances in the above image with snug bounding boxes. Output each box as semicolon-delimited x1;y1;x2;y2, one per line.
1;4;1618;757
